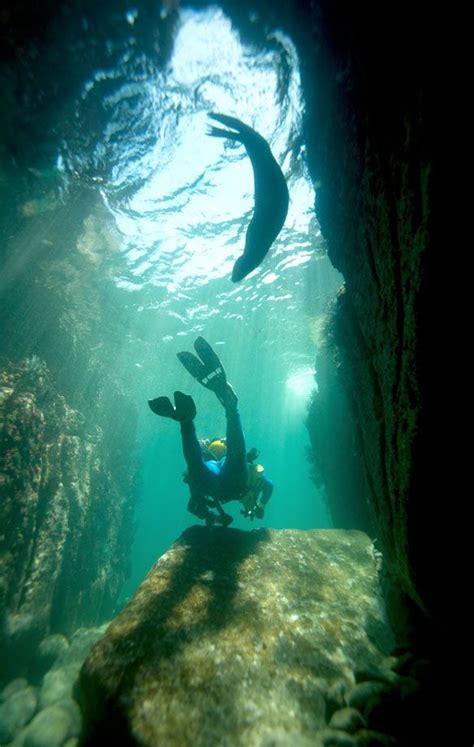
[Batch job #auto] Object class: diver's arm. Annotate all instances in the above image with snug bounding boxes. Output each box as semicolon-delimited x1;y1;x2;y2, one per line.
252;476;273;519
259;476;274;506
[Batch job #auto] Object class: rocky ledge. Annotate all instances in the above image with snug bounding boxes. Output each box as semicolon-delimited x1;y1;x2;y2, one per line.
78;527;400;746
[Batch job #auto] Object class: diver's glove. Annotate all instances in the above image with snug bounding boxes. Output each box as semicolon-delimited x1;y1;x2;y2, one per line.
241;502;265;521
254;502;265;520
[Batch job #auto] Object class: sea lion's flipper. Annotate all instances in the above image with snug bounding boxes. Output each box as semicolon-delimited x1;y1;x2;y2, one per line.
207;125;242;142
208;112;250;135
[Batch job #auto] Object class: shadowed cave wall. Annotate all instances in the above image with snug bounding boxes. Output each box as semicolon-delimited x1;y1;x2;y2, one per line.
1;0;446;687
179;0;448;667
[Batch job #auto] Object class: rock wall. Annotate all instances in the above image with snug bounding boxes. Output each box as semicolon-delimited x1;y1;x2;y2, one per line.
305;306;374;535
294;2;440;615
0;358;135;685
132;0;441;640
292;1;443;630
193;0;444;627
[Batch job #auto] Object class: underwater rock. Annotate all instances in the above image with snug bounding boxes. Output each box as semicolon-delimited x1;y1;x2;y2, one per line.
78;526;393;746
324;680;351;717
0;358;131;684
328;707;366;733
319;728;358;746
39;666;79;710
21;194;59;218
354;730;396;747
347;682;392;711
66;625;110;664
30;635;70;680
306;337;374;535
76;214;121;267
1;679;29;702
12;699;81;747
38;623;109;709
0;686;38;743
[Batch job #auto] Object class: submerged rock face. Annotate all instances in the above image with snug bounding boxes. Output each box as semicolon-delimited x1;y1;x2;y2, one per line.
79;526;393;746
0;358;134;683
306;332;374;536
294;2;441;626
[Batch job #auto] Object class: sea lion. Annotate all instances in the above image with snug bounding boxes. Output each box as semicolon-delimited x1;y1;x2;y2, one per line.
207;113;289;283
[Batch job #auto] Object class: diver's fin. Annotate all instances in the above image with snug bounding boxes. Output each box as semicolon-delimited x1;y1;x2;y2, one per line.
177;337;225;388
173;391;196;422
148;396;177;419
177;337;237;407
148;393;196;421
176;351;208;382
194;336;226;376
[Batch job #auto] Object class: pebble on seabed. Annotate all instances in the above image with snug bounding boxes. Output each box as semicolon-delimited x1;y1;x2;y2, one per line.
10;698;81;747
0;686;38;743
328;706;367;733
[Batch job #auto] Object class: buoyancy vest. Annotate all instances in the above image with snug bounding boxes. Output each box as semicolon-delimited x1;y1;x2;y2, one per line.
240;464;265;511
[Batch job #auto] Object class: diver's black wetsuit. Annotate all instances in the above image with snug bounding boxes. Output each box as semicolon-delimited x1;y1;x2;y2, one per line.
148;336;251;524
180;401;248;500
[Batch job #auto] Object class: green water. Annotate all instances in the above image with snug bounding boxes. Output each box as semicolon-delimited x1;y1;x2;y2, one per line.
2;3;343;604
122;262;339;597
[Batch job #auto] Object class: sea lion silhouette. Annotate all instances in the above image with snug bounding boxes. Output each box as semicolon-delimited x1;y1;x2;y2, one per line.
207;113;289;283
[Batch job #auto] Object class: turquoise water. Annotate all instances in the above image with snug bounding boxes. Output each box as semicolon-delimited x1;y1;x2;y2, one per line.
3;4;343;600
122;284;339;596
92;7;344;595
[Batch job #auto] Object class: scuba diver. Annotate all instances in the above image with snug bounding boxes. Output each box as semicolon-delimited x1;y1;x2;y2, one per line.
148;336;273;527
183;442;273;526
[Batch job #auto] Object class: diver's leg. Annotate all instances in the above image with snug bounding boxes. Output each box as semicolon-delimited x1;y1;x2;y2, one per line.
219;401;248;496
180;420;216;490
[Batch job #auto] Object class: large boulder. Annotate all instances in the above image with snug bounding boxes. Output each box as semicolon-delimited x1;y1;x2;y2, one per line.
78;526;394;746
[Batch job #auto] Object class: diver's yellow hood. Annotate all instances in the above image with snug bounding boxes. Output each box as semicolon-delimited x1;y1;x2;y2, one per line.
208;439;227;459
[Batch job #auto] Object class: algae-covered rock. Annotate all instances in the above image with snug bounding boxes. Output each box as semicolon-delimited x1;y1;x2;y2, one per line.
14;699;81;747
328;707;366;733
38;623;109;708
0;686;38;743
0;358;134;683
39;666;79;709
1;678;29;702
79;526;393;746
30;635;70;681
